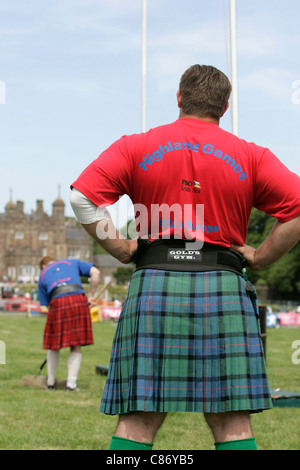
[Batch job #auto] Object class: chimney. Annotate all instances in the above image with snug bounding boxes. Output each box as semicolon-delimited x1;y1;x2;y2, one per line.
36;200;44;213
16;200;24;214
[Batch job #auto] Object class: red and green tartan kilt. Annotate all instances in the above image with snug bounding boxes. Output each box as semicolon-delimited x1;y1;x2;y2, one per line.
100;269;273;415
43;293;93;350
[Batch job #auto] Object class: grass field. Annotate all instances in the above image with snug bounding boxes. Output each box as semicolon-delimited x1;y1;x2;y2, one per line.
0;314;300;450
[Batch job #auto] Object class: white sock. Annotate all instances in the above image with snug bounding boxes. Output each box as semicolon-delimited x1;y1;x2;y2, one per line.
67;352;82;389
47;350;60;386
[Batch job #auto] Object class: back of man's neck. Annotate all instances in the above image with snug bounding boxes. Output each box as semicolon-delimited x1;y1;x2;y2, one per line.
179;111;219;126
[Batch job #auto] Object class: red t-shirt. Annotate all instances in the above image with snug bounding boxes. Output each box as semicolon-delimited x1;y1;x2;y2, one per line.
71;118;300;247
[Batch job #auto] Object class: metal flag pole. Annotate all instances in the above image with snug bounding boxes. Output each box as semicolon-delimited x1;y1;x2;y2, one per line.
230;0;239;136
141;0;147;132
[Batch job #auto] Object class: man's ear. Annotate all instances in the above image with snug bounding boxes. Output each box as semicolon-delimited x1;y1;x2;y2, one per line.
177;90;182;108
221;101;229;117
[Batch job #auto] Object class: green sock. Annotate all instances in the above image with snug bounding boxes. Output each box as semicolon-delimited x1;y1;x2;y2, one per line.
215;437;258;450
109;435;153;451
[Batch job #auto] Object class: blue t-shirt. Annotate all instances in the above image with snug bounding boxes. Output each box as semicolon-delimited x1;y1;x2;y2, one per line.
38;259;93;306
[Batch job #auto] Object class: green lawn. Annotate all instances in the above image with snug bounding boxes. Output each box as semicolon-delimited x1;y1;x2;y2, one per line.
0;315;300;450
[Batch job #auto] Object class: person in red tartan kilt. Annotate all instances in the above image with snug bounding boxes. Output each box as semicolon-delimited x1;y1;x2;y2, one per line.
38;256;101;391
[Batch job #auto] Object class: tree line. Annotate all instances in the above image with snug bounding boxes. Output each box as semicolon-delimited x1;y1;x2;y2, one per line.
245;208;300;301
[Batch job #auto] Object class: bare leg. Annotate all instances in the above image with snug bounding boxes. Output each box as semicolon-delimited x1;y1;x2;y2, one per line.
114;412;167;443
204;411;253;443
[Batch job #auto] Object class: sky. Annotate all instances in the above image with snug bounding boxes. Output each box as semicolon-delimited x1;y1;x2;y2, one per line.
1;0;300;228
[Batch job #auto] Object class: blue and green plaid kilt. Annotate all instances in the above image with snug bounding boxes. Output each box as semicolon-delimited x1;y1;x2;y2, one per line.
100;269;273;415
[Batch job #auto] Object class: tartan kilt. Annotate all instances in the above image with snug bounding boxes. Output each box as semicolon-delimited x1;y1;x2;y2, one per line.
100;269;273;415
43;293;93;350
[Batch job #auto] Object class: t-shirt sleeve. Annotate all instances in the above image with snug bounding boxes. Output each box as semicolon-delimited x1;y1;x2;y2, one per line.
254;148;300;223
71;136;133;208
76;260;94;278
38;280;49;307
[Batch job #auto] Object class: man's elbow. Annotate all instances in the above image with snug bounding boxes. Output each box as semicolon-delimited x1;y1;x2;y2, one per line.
290;215;300;237
90;266;101;282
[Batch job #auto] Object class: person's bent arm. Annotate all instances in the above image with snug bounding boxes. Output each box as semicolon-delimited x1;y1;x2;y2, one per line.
88;266;101;304
232;216;300;271
70;188;137;264
82;218;137;264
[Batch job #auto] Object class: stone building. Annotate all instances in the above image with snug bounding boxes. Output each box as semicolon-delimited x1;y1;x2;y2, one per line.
0;197;93;282
93;254;124;280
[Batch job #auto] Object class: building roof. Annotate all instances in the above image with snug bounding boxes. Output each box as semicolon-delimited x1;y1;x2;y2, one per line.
65;227;89;240
94;254;124;268
5;200;16;210
53;197;65;206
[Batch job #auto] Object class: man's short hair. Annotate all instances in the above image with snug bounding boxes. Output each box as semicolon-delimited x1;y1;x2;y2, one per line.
39;255;55;270
179;64;232;120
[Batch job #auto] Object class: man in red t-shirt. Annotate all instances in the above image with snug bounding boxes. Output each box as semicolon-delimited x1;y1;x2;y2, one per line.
71;115;300;249
71;65;300;451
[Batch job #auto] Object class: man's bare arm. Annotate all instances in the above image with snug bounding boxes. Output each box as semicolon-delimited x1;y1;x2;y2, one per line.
232;216;300;271
70;188;137;263
82;215;137;264
89;266;101;295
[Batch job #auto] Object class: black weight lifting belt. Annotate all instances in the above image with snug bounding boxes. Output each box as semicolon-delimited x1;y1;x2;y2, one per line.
49;283;83;302
133;238;245;276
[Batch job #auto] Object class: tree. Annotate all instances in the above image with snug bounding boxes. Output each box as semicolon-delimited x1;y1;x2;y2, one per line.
113;266;134;285
245;208;300;300
245;209;276;284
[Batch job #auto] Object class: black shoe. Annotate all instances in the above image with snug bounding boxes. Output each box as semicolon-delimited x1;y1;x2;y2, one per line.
46;378;56;390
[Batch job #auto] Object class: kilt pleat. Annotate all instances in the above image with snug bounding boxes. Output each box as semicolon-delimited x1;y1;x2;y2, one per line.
43;293;93;350
100;269;273;415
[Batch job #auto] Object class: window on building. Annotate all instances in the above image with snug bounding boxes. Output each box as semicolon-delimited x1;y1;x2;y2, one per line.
68;249;81;259
18;265;36;282
18;265;24;277
8;266;16;279
39;232;49;241
14;231;24;240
